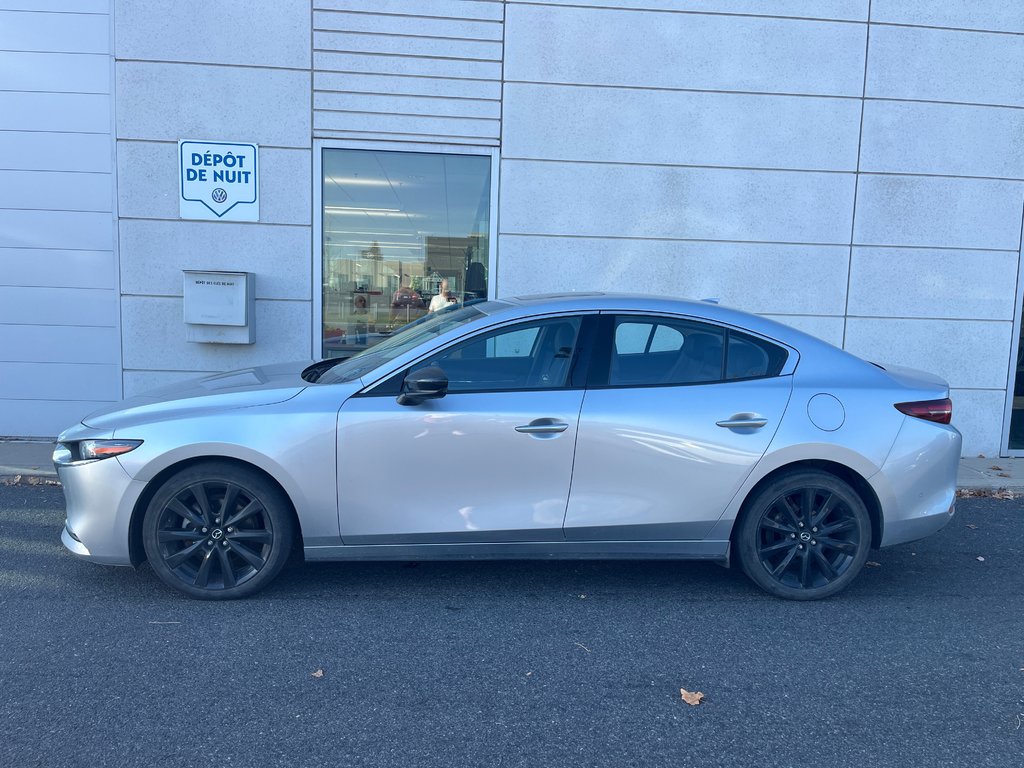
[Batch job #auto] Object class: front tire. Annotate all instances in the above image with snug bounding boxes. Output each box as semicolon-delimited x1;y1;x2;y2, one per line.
142;462;293;600
735;470;871;600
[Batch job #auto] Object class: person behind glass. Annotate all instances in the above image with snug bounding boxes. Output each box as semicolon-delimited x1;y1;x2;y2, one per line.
428;278;457;313
352;293;368;345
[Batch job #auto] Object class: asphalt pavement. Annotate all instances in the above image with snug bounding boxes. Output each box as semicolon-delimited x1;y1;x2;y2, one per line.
0;485;1021;768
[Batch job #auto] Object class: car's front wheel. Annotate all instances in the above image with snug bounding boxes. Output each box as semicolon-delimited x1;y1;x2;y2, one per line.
735;470;871;600
142;462;293;599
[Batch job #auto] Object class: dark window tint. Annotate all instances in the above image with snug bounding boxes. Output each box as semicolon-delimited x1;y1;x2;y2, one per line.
421;317;582;392
610;317;724;386
726;332;788;380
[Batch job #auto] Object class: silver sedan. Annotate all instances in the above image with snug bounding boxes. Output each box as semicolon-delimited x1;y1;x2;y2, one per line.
55;294;961;600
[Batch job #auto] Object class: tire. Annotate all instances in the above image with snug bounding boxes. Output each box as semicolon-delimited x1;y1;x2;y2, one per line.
142;462;294;600
735;470;871;600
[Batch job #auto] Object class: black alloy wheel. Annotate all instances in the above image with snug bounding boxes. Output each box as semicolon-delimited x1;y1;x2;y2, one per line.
736;470;871;600
142;463;293;599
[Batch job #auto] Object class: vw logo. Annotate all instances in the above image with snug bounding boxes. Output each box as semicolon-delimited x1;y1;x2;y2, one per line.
211;187;228;203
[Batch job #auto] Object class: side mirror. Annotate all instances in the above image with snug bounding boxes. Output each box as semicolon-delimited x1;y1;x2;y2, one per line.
397;365;448;406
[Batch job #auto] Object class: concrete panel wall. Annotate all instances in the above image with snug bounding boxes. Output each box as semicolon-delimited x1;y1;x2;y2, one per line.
0;5;120;437
499;1;1024;455
312;0;503;145
113;1;313;399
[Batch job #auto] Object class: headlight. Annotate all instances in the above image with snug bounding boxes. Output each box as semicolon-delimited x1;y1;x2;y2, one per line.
54;439;143;464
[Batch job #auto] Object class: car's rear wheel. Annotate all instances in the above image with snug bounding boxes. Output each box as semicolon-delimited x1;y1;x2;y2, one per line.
735;470;871;600
142;463;293;599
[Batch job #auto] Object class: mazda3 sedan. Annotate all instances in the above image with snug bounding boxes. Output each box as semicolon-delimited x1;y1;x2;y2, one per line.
55;294;961;600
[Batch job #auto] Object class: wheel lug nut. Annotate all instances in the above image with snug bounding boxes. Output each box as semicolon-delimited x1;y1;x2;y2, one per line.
798;544;804;550
227;527;233;533
222;541;229;546
812;527;817;533
207;540;213;546
202;528;208;533
811;540;817;545
790;533;796;539
798;522;804;528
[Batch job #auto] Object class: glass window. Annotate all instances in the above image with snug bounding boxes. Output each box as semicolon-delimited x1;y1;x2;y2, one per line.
321;149;491;359
610;316;724;386
726;332;788;380
417;317;582;393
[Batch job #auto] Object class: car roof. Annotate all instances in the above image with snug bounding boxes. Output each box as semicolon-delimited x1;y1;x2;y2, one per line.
496;292;824;352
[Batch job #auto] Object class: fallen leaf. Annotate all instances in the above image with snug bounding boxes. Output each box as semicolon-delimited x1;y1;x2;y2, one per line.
680;688;704;706
865;561;881;568
977;556;986;562
966;524;979;530
993;489;1015;500
989;465;1003;471
998;472;1011;478
578;594;587;599
977;454;986;459
311;669;324;679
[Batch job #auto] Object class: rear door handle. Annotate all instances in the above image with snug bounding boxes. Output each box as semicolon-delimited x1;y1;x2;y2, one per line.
515;419;569;434
716;414;769;429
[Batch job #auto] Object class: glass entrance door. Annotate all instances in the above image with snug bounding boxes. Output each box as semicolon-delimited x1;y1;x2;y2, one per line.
320;148;492;359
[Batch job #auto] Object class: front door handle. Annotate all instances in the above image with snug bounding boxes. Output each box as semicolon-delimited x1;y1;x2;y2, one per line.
716;414;769;429
515;419;569;434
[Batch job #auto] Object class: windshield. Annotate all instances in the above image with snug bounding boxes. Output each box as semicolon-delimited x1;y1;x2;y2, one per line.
317;302;500;384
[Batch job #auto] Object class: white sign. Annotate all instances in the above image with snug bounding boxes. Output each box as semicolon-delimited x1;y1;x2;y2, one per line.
179;140;259;221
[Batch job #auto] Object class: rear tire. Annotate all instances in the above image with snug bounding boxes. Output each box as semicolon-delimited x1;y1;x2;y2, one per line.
735;470;871;600
142;462;293;600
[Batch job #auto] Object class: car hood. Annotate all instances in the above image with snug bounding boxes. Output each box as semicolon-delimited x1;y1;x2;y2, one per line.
81;360;313;430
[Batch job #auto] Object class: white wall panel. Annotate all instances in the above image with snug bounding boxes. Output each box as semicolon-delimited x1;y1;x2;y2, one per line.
844;318;1012;390
860;100;1024;180
0;399;113;438
0;131;111;173
0;248;115;290
121;297;311;371
116;141;311;226
848;248;1018;321
871;1;1024;34
0;210;114;251
315;110;500;139
0;9;108;54
314;92;500;120
867;25;1024;108
949;389;1008;458
505;4;866;96
114;0;309;69
497;235;849;317
0;92;110;134
314;31;501;61
0;325;120;365
500;160;856;244
503;84;861;171
119;220;312;301
116;62;311;148
506;1;868;22
316;1;503;21
315;72;502;101
4;1;107;11
0;362;120;401
314;10;503;39
0;51;109;93
0;286;116;327
0;171;111;213
853;175;1024;251
314;51;501;80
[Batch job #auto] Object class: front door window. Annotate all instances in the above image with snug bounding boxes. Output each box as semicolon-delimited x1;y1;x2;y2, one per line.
321;148;491;358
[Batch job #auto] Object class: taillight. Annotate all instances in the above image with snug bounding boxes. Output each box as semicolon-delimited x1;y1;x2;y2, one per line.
895;398;952;424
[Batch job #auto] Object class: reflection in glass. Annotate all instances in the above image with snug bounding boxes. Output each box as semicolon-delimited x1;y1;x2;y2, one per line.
321;149;491;358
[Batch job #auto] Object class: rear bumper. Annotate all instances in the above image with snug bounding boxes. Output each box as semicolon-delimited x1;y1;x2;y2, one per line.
872;417;962;548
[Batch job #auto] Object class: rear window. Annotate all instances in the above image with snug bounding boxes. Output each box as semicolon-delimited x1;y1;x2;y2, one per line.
726;332;788;380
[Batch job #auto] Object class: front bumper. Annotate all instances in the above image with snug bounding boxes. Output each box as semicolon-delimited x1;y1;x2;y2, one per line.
57;451;147;566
